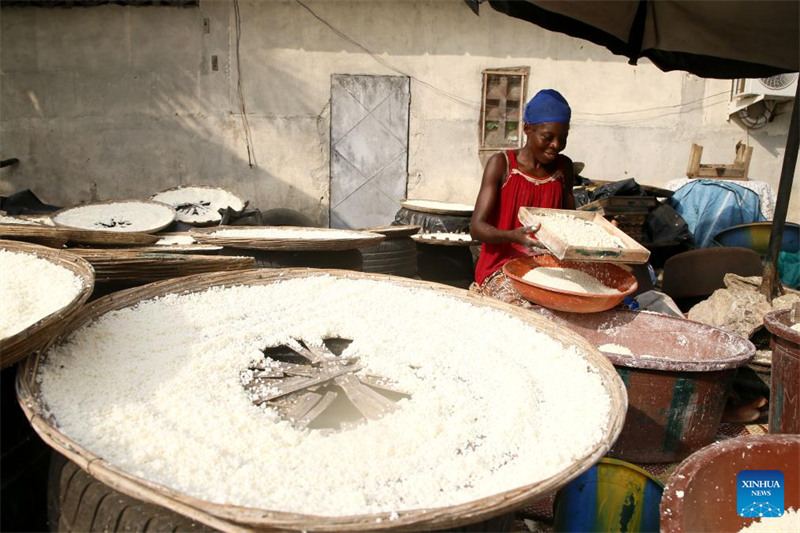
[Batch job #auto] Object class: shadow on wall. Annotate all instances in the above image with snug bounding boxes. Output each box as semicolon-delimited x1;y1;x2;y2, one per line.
0;3;330;225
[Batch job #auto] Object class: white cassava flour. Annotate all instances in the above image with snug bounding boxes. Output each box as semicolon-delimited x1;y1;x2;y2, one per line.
536;213;625;248
413;233;475;243
0;251;84;339
402;200;474;212
52;202;175;232
156;234;196;245
522;267;619;295
791;323;800;332
38;275;613;517
209;227;369;240
598;343;633;355
151;187;244;224
738;509;800;532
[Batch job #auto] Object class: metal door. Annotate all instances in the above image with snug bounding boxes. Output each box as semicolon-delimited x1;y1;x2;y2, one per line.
330;75;409;229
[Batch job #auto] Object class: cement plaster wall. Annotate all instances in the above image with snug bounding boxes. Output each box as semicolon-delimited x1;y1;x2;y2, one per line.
1;0;797;225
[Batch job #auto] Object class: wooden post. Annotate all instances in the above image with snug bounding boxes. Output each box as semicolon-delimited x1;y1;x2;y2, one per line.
760;83;799;300
686;144;703;178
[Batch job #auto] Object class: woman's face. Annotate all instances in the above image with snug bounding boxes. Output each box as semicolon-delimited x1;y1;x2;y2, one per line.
524;122;569;165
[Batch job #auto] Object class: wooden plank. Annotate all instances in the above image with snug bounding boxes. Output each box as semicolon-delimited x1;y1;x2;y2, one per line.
304;340;336;359
297;390;339;427
253;362;362;404
285;338;324;365
358;374;410;397
282;391;323;421
334;374;397;420
686;143;703;178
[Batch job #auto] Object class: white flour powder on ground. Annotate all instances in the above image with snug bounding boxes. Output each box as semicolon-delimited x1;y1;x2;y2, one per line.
209;228;369;240
536;213;624;248
522;267;619;295
598;343;633;355
38;275;613;517
738;509;799;532
0;251;83;339
53;202;175;232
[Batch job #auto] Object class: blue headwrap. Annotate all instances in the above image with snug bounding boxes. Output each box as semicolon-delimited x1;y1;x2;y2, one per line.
524;89;571;124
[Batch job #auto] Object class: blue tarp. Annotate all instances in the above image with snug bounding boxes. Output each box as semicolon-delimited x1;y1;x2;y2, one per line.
668;180;765;248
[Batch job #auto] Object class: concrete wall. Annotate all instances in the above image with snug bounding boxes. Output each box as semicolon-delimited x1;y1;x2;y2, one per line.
1;0;797;225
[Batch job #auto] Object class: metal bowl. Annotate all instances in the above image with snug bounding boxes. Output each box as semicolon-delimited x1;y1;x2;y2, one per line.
713;221;800;255
502;255;637;313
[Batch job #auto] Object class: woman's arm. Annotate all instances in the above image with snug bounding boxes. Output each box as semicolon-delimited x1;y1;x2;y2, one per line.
470;153;540;246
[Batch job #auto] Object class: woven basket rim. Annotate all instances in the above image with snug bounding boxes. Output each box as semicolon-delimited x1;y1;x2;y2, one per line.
1;239;95;369
190;225;386;251
50;200;177;234
17;269;627;532
0;223;161;246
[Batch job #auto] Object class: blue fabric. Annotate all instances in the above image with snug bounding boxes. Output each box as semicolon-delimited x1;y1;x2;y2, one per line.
779;250;800;289
524;89;571;124
668;180;765;248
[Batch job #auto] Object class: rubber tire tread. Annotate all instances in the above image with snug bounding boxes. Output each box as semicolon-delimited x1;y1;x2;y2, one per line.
48;452;211;533
360;237;417;277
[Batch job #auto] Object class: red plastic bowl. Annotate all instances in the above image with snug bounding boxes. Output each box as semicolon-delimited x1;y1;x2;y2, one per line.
502;255;637;313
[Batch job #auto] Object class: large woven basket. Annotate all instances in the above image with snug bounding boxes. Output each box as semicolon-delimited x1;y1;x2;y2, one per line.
1;240;94;369
51;200;176;234
67;248;255;284
17;269;627;532
0;223;160;247
191;226;385;251
151;185;246;226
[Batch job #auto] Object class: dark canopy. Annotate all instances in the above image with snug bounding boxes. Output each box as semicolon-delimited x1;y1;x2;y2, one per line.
487;0;799;79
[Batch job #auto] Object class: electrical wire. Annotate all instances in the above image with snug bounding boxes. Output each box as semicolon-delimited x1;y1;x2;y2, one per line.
294;0;481;109
573;91;731;117
296;0;738;126
234;0;257;169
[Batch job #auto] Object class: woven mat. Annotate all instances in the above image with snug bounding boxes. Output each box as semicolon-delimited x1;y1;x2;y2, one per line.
514;422;770;527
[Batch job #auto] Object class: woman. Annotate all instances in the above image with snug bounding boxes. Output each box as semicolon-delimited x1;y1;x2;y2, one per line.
470;89;575;305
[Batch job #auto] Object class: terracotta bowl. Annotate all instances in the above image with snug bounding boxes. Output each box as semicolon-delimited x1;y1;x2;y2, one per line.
661;434;800;533
502;255;637;313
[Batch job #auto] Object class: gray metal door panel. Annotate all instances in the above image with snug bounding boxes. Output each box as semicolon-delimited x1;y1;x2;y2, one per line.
330;75;409;229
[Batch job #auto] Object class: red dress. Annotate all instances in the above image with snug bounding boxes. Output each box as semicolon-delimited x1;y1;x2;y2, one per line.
473;150;566;284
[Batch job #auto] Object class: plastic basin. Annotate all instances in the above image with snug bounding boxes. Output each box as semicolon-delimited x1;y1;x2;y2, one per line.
713;221;800;255
532;307;755;463
502;255;637;313
554;458;663;533
661;434;800;533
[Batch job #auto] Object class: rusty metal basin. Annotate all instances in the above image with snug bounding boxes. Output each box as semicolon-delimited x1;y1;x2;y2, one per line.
661;434;800;533
763;307;800;434
532;308;755;463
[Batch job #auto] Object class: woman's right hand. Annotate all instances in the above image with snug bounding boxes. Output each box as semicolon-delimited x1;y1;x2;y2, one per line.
510;223;545;250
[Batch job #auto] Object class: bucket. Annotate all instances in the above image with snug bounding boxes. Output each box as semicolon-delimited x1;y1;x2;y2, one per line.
553;458;663;533
661;434;800;533
532;308;755;463
762;307;800;434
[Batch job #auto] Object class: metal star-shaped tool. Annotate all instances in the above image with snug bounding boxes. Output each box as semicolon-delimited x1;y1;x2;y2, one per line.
241;338;409;430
